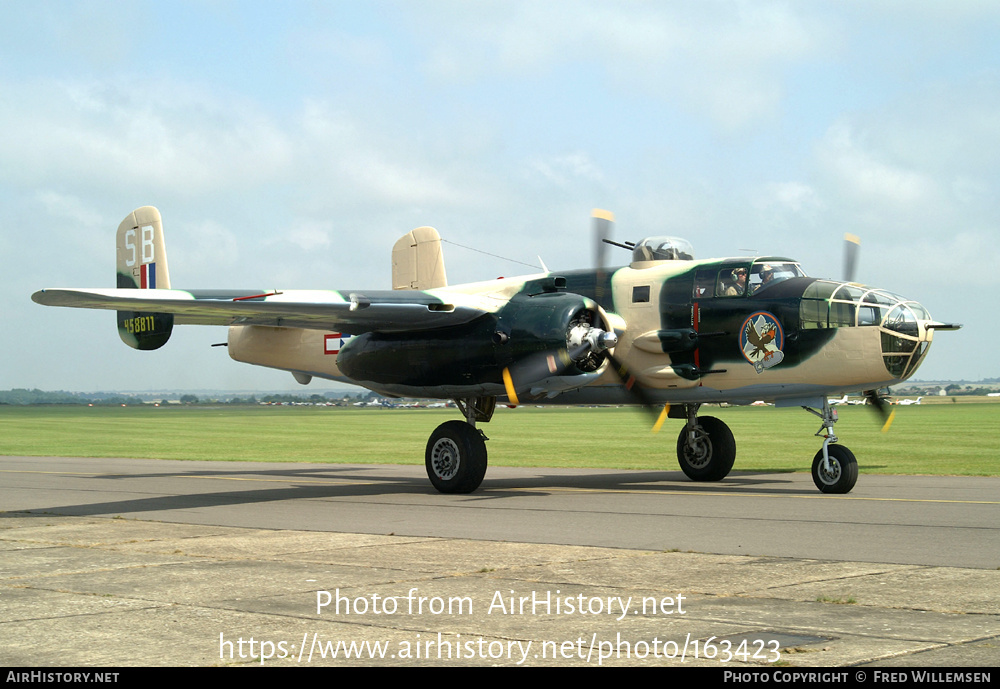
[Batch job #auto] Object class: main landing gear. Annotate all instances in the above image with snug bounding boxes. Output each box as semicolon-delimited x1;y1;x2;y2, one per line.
424;397;858;494
675;405;736;482
425;397;494;494
803;399;858;494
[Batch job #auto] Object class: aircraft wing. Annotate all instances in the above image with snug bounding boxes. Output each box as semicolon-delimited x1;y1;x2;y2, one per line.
31;287;488;333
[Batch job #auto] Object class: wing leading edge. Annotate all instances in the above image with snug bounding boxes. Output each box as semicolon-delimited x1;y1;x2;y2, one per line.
31;287;488;333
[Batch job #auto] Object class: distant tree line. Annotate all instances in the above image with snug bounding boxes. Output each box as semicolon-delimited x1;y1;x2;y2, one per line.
0;389;361;406
177;393;354;405
0;389;145;406
893;383;1000;397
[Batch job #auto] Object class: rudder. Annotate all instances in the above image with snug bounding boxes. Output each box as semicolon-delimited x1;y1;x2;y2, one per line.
116;206;174;350
391;226;447;290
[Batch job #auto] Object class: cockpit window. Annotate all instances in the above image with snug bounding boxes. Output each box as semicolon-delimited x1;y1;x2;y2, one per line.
748;262;804;294
691;265;751;298
717;266;746;297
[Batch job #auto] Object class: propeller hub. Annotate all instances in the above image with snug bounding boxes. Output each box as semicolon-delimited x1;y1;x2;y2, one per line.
567;324;616;359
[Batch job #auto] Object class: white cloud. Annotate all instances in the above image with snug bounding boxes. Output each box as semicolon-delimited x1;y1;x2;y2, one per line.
169;219;241;283
270;219;332;252
526;152;605;187
413;1;834;130
809;74;1000;247
818;122;938;209
294;108;455;210
761;182;823;214
33;190;107;229
0;78;295;195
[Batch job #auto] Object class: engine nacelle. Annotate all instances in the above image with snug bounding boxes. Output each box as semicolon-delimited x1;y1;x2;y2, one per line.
336;292;609;397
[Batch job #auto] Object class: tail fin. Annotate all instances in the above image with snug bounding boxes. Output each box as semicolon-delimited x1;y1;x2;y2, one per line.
115;206;174;350
391;226;447;290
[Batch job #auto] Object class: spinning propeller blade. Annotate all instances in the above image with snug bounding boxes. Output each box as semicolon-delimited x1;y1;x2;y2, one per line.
502;347;579;407
863;389;896;433
604;350;669;432
590;209;668;431
505;210;669;429
592;209;614;303
844;233;860;283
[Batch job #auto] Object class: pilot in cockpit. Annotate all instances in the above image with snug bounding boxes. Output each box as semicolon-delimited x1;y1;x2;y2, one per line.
724;268;747;296
750;264;775;294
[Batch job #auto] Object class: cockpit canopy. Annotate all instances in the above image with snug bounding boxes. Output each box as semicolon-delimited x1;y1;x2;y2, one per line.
630;237;694;266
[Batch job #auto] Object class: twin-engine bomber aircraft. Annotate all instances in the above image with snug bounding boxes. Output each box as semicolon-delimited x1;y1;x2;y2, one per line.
33;207;960;495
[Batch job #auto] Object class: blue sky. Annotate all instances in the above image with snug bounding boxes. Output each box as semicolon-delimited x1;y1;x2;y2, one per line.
2;1;997;391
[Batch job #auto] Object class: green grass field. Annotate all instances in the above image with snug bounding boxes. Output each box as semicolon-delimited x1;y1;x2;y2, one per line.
1;402;997;476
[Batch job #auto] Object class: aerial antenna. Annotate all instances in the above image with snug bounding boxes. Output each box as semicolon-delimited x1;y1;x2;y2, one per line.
440;239;542;270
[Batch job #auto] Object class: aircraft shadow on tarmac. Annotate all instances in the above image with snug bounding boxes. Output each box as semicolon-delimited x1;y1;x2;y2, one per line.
11;465;830;520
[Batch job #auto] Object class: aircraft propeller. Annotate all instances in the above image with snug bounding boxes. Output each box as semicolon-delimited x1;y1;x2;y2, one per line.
863;389;896;432
500;318;617;406
592;208;614;304
844;236;896;432
603;349;671;431
843;233;860;283
590;209;669;429
501;210;668;428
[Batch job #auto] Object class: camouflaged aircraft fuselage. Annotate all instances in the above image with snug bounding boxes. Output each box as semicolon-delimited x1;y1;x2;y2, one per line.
225;257;937;405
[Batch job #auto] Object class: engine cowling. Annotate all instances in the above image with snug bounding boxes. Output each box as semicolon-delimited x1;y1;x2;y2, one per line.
336;292;614;398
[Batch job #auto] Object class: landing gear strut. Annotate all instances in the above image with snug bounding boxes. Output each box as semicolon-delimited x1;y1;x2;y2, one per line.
676;404;736;481
803;399;858;494
425;396;494;494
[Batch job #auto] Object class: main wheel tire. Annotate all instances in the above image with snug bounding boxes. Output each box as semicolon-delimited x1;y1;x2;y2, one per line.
811;444;858;494
676;415;736;481
425;420;488;494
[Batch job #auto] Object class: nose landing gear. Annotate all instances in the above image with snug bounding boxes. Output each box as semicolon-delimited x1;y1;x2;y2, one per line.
803;399;858;494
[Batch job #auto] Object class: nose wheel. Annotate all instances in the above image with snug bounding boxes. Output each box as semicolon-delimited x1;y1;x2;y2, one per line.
803;399;858;494
811;443;858;494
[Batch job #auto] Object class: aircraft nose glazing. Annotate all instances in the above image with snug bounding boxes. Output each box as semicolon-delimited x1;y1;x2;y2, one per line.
831;282;933;379
878;297;933;379
800;280;936;380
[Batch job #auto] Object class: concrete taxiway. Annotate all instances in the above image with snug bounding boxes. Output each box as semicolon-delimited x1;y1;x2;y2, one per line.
1;456;998;667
